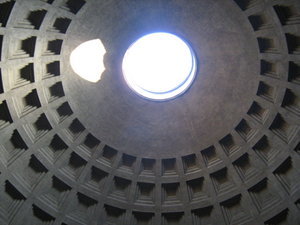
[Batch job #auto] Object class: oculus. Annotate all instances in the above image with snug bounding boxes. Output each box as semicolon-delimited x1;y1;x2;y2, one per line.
122;32;197;100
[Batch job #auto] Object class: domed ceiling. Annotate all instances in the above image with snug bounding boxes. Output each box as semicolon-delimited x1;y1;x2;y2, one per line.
0;0;299;224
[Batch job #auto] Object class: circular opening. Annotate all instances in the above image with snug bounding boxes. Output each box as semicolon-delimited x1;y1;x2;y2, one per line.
122;32;197;100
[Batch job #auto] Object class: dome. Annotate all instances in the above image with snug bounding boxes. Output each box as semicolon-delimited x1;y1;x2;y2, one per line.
0;0;299;224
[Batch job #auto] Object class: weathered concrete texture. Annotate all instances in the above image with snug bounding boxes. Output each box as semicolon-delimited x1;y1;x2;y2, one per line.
0;0;299;225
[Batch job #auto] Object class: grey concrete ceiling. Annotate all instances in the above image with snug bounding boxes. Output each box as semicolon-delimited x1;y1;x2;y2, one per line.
0;0;299;224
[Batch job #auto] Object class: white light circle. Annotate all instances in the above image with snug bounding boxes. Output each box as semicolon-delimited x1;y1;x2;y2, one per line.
122;32;197;100
70;39;106;83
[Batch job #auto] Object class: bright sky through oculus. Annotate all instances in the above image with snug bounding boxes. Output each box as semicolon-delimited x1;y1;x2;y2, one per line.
122;32;196;100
